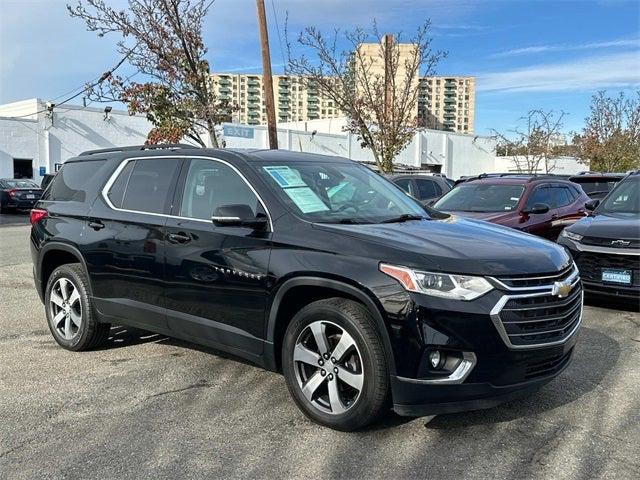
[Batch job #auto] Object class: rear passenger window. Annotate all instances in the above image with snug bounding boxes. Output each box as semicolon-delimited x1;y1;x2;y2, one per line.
106;161;134;208
41;160;106;202
107;159;180;214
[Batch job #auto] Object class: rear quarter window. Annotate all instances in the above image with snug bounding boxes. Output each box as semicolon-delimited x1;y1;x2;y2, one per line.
41;160;107;202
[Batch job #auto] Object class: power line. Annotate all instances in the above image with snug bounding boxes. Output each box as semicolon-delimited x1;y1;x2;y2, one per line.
270;0;286;71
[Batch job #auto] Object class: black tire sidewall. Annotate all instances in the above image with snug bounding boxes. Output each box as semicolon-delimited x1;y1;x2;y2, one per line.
44;264;95;351
282;300;387;430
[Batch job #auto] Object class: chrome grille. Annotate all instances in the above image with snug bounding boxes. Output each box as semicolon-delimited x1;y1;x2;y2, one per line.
490;264;583;349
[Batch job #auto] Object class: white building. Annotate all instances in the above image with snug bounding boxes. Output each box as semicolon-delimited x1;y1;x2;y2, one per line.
494;155;587;175
0;98;153;180
0;98;497;182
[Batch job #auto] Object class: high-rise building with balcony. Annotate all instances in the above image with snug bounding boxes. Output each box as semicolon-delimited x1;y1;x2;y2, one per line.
212;44;475;133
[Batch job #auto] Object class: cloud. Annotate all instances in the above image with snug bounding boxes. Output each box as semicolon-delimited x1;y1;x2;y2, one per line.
478;51;640;93
491;37;640;58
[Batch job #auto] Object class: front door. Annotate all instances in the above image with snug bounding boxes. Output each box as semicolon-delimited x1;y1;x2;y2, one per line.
163;158;271;358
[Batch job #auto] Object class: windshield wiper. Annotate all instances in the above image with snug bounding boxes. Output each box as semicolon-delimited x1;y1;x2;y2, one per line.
380;214;426;223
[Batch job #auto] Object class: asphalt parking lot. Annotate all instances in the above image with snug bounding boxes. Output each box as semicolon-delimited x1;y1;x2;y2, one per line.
0;222;639;479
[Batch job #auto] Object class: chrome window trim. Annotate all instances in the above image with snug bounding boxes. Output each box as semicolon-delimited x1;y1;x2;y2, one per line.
490;288;583;350
101;155;274;231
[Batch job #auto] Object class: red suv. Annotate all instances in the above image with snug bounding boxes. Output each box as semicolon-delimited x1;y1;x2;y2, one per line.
433;175;591;240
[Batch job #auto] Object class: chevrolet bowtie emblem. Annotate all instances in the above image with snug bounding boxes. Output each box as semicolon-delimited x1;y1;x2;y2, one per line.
552;281;572;298
611;240;631;247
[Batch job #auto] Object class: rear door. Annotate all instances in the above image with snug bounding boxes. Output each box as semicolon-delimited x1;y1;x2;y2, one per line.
551;184;585;233
163;157;271;358
81;156;182;332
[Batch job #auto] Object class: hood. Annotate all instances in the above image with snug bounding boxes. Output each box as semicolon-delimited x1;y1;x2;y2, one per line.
314;215;570;276
568;213;640;240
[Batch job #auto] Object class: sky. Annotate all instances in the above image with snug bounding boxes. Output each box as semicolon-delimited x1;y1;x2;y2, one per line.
0;0;639;136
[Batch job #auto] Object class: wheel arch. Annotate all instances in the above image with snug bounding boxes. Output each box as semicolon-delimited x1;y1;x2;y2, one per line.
39;242;92;299
264;276;396;376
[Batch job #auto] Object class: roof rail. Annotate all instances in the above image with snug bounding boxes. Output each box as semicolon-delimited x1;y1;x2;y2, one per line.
79;143;198;156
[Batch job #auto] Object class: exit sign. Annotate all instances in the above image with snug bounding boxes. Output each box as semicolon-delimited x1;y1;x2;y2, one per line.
223;125;254;139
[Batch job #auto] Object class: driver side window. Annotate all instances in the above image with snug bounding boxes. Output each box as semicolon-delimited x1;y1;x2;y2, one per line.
179;159;260;220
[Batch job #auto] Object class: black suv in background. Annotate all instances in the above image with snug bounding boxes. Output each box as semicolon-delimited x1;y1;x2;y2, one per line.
568;172;625;200
31;145;582;431
559;171;639;300
387;173;452;205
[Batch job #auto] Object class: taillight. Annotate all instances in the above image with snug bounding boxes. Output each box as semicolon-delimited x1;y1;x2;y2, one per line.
30;208;48;225
8;189;17;197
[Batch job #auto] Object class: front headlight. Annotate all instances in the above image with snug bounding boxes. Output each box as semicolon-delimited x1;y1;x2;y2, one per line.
560;229;583;242
379;263;493;301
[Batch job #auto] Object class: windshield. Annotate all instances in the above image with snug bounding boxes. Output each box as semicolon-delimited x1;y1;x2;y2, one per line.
434;183;525;212
598;177;639;216
254;161;427;223
1;179;39;189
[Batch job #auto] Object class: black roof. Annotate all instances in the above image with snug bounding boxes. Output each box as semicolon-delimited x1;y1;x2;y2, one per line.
74;144;350;164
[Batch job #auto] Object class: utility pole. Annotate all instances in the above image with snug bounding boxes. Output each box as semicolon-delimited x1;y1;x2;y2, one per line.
383;33;393;125
256;0;278;149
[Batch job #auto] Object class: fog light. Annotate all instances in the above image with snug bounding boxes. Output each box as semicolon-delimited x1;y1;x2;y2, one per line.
429;350;441;369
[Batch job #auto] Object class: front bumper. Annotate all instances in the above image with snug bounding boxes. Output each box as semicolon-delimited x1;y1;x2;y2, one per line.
392;340;576;416
379;265;582;416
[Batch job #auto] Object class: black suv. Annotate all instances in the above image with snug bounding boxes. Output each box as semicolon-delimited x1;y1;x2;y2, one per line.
31;145;582;431
559;171;639;300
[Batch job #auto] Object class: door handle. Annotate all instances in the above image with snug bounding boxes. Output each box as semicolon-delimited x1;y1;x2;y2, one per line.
88;220;105;231
167;232;191;244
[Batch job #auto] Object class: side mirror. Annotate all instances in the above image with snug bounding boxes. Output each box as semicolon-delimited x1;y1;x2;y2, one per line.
585;199;600;211
522;203;550;215
212;204;267;230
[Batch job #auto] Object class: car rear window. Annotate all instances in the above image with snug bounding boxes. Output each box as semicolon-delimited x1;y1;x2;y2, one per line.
41;160;107;202
1;179;40;189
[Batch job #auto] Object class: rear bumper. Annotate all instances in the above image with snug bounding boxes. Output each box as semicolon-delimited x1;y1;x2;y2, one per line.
392;346;574;416
5;199;38;209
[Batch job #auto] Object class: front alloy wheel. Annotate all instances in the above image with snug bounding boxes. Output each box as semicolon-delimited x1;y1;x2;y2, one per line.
293;320;364;415
282;298;389;431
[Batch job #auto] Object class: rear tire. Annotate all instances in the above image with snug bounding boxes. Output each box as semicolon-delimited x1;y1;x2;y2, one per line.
44;263;110;351
282;298;389;431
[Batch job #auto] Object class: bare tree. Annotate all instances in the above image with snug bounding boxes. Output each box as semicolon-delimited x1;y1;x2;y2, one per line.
573;91;640;172
493;110;567;174
286;21;445;173
68;0;232;147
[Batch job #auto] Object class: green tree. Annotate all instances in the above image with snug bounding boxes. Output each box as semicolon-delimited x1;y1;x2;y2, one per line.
573;91;640;172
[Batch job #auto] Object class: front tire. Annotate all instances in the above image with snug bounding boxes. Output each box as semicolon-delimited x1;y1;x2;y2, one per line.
44;263;110;351
282;298;389;431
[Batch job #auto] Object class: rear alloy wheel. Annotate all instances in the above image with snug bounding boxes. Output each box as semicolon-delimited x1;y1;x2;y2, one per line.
45;263;110;351
283;298;389;431
49;277;82;340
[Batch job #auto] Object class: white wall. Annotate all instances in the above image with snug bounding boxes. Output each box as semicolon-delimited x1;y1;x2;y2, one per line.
0;117;38;178
494;155;587;175
222;122;497;177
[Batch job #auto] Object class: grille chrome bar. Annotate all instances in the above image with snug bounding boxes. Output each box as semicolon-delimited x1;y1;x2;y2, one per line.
490;265;583;350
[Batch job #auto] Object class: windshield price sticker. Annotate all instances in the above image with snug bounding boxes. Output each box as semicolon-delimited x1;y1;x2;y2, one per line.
263;166;306;188
284;187;330;213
